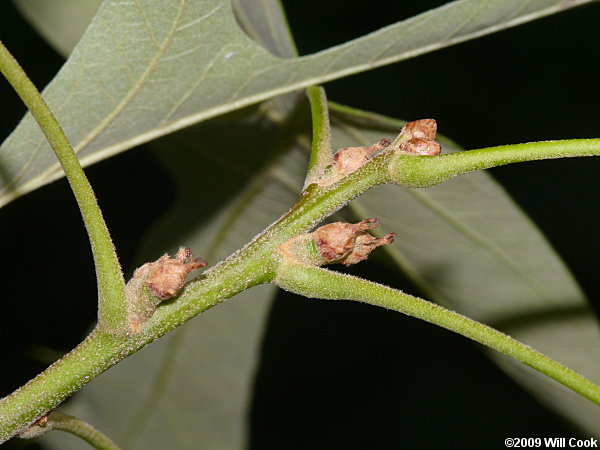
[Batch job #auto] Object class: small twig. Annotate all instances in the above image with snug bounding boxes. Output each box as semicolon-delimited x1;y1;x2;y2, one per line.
304;86;333;188
390;138;600;187
274;262;600;406
0;41;127;333
19;410;121;450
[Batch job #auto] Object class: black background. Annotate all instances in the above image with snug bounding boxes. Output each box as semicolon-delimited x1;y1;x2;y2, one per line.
0;1;598;449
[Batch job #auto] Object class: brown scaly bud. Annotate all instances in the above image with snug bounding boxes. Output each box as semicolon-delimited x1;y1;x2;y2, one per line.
146;247;207;300
331;138;391;178
126;247;207;334
17;412;51;439
342;232;397;265
397;119;442;156
401;119;437;141
399;138;442;156
313;218;396;265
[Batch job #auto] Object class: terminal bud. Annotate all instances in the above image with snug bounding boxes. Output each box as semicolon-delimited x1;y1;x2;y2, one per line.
399;138;442;155
396;119;442;155
401;119;437;141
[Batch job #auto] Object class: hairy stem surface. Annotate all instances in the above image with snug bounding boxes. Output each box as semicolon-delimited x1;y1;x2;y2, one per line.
391;139;600;187
275;263;600;405
20;411;121;450
0;41;126;332
1;134;599;441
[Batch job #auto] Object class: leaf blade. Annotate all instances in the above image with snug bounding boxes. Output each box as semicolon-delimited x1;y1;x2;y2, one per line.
13;0;101;56
2;0;593;206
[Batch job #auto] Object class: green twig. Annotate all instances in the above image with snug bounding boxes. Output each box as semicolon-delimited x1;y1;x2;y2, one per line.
45;411;120;450
19;411;120;450
0;330;126;443
1;134;599;441
304;86;332;188
390;139;600;187
0;41;127;333
274;262;600;405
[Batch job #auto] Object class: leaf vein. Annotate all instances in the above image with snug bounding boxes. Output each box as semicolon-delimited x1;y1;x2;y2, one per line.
73;0;189;155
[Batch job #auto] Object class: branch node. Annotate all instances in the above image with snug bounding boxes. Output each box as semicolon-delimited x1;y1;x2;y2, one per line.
395;119;442;155
318;138;392;186
17;412;51;439
126;247;207;334
278;218;395;267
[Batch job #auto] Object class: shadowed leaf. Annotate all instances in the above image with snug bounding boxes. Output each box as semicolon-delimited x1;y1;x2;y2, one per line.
13;0;101;56
1;0;591;206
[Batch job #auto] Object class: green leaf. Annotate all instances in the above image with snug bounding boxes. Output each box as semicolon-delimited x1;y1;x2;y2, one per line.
231;0;297;58
1;0;591;207
15;0;297;59
13;0;102;56
326;104;600;436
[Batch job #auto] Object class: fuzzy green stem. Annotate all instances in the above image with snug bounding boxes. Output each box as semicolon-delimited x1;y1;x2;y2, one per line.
1;136;599;441
304;86;332;187
0;252;268;443
0;331;124;442
48;412;120;450
0;41;126;332
20;411;120;450
391;139;600;187
275;262;600;405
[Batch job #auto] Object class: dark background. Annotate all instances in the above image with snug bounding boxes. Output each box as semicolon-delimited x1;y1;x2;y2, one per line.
0;1;598;449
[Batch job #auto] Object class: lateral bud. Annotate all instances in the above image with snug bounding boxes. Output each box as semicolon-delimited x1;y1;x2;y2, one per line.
399;138;442;156
17;412;51;439
312;218;396;266
401;118;437;141
278;218;395;267
319;139;391;186
126;247;207;334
